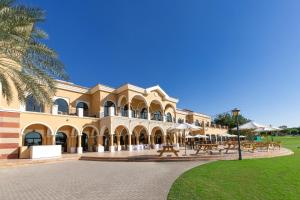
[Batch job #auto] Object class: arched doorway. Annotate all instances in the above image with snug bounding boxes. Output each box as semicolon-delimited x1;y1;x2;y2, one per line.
56;132;68;152
81;133;89;152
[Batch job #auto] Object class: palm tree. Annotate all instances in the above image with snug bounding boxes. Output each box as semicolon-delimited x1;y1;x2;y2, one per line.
0;0;68;105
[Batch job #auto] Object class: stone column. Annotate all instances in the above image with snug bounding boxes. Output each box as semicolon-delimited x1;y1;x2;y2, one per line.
52;135;56;145
175;133;179;148
148;134;151;145
77;135;83;154
147;108;151;120
97;135;104;152
128;102;132;118
117;135;121;151
128;134;132;151
163;135;167;145
136;134;139;145
109;134;115;152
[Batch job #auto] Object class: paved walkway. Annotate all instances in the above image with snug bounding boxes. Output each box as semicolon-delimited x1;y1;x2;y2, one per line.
0;160;209;200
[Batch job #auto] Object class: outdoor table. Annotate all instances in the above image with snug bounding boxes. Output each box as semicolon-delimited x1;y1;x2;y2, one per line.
157;145;179;157
195;144;219;155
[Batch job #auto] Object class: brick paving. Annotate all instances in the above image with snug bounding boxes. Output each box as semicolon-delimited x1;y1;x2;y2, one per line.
0;160;209;200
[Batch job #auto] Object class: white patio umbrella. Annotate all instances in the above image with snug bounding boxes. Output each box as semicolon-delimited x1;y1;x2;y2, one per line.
232;121;267;131
194;134;208;139
167;123;201;156
254;126;281;141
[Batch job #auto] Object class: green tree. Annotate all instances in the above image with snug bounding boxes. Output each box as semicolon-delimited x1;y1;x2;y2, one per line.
0;0;67;105
214;113;250;130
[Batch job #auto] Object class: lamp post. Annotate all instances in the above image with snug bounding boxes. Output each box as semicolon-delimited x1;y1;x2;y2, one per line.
232;108;242;160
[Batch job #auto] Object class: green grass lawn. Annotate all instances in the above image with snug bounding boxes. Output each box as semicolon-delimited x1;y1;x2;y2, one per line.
168;136;300;200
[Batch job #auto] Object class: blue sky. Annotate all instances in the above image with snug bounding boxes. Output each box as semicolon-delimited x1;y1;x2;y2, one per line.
23;0;300;127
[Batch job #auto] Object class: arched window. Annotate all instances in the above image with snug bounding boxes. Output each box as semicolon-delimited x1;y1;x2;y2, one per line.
54;98;69;114
140;108;148;119
152;111;162;121
24;131;42;146
121;105;128;117
104;101;115;117
178;118;184;124
166;112;172;122
195;120;201;126
76;102;89;116
25;95;44;112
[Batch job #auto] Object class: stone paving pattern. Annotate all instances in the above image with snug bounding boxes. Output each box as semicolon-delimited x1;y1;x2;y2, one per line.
0;160;209;200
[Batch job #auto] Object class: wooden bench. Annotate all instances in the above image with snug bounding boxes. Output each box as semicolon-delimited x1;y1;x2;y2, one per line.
272;141;281;150
157;145;179;157
224;143;238;154
195;144;222;155
255;142;270;151
242;143;256;152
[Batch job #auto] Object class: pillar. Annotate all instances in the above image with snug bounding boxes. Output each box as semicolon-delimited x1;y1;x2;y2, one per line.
52;135;56;145
117;135;121;151
128;102;132;118
136;134;139;145
109;134;115;152
163;134;167;145
97;135;104;152
128;134;132;151
148;134;151;145
147;108;151;120
77;135;83;154
175;133;179;148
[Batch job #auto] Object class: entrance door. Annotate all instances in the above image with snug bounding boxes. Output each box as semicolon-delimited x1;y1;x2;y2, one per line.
81;133;88;152
56;132;68;152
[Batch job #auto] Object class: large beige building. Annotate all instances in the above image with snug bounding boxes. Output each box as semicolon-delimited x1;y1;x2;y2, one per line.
0;80;227;159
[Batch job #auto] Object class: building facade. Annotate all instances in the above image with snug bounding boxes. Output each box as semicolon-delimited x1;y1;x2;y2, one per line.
0;80;228;159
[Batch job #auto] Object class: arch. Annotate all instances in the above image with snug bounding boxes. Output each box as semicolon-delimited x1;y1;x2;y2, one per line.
24;131;42;146
55;124;80;136
117;95;127;108
149;100;164;121
165;103;176;121
21;122;53;136
151;126;164;144
164;103;176;113
82;125;100;135
149;100;163;112
130;94;148;109
132;125;149;136
54;98;69;114
115;125;130;136
100;126;110;136
25;95;44;113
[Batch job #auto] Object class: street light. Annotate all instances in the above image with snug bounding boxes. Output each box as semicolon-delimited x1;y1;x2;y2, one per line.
232;108;242;160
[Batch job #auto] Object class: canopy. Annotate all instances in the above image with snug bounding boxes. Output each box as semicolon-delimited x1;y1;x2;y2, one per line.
194;134;208;139
254;126;281;133
232;121;266;131
168;123;201;133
